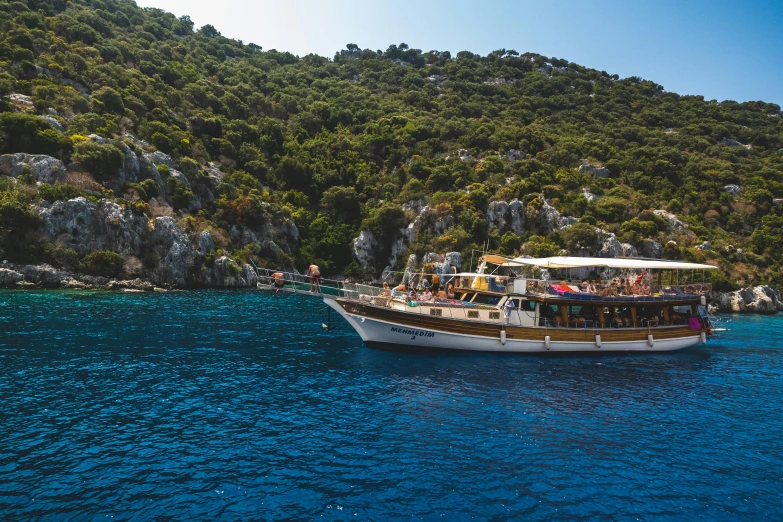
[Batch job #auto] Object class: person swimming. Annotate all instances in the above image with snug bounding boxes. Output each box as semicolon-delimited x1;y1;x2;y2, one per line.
271;271;285;297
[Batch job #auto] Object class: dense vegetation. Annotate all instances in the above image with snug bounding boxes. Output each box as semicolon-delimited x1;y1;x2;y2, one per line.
1;0;782;288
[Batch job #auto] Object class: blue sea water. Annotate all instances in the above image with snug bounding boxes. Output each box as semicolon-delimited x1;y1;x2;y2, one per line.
0;290;781;521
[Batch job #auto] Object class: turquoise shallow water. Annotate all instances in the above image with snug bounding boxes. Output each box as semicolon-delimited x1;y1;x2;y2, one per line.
0;289;781;520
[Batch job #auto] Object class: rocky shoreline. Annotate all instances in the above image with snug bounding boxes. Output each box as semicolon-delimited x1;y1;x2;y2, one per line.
0;260;257;292
1;261;780;315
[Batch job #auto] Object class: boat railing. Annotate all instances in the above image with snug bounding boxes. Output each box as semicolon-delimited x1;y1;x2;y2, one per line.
522;279;711;302
255;267;347;297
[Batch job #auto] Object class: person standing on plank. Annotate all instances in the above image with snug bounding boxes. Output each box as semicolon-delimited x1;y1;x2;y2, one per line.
307;264;321;293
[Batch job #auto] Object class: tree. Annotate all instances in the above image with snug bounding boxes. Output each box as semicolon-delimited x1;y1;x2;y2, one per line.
0;113;63;156
320;186;361;223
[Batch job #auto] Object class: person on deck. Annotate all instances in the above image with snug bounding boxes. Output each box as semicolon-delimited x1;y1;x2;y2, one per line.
421;288;433;302
431;273;441;294
306;264;321;293
504;298;515;325
587;279;598;294
446;282;456;299
641;281;652;296
381;282;391;296
271;271;285;297
392;283;408;298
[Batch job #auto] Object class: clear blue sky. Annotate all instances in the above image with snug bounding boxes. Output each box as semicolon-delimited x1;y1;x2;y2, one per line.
136;0;783;106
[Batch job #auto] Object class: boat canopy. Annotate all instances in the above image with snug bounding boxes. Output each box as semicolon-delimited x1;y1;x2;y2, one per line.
506;256;717;270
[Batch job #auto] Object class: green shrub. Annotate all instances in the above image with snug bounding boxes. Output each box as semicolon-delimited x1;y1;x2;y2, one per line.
72;140;124;181
80;250;125;277
38;182;85;202
43;244;79;269
167;177;193;210
0;185;40;241
0;113;63;156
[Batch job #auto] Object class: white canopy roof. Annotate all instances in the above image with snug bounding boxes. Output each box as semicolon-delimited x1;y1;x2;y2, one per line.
506;256;717;270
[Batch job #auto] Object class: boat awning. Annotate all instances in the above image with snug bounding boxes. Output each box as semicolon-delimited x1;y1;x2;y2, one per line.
480;254;512;265
507;256;717;270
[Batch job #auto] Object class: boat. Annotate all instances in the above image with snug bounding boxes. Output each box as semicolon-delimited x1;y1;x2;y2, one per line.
253;255;719;353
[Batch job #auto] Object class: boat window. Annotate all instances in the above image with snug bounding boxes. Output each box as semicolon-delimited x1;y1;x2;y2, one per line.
471;293;501;305
521;300;536;311
459;292;474;301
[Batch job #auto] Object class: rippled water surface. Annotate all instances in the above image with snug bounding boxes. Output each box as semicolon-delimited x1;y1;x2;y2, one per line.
1;290;782;520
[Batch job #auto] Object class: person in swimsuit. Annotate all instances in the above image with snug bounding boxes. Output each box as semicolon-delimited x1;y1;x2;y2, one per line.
307;264;321;292
391;283;407;298
271;271;285;297
431;273;440;293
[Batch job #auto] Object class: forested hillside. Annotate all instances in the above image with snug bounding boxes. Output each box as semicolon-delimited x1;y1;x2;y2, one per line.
1;0;783;289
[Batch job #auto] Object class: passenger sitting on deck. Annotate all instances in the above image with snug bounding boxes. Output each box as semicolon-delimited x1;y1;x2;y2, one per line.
580;279;589;292
647;313;659;327
618;279;630;295
587;279;598;294
621;309;633;327
572;315;586;328
271;271;285;297
631;281;641;295
421;288;433;302
641;282;651;296
612;311;624;327
446;282;456;299
381;282;391;296
553;313;563;327
601;281;619;297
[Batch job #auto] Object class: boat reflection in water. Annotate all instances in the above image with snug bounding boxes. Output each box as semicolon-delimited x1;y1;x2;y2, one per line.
255;255;719;353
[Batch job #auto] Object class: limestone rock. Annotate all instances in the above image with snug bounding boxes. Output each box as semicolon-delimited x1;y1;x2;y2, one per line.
713;286;783;314
639;239;663;258
108;279;155;292
202;256;255;287
21;264;70;288
653;209;687;231
596;228;622;258
43;115;64;132
198;231;215;254
528;198;577;234
150;216;196;286
581;187;599;203
0;153;66;183
144;151;175;168
352;230;378;272
506;149;525;162
37;197;148;255
721;137;752;150
724;184;742;195
487;201;510;230
578;160;609;178
6;93;33;108
206;162;225;184
621;243;639;257
444;252;462;271
0;268;23;288
696;241;712;251
457;149;470;161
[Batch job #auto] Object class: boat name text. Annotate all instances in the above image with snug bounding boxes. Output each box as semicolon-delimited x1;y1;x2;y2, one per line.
390;327;435;340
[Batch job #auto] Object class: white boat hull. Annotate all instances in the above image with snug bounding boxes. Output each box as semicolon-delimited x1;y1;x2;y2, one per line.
325;297;704;353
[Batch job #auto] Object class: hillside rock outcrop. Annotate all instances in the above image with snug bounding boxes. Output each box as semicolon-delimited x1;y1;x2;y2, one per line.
713;286;783;314
0;153;66;183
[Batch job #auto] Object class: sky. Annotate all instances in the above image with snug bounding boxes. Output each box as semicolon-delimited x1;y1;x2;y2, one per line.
135;0;783;106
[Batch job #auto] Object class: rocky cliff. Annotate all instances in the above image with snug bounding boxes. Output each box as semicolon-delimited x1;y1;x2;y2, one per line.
712;286;783;314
